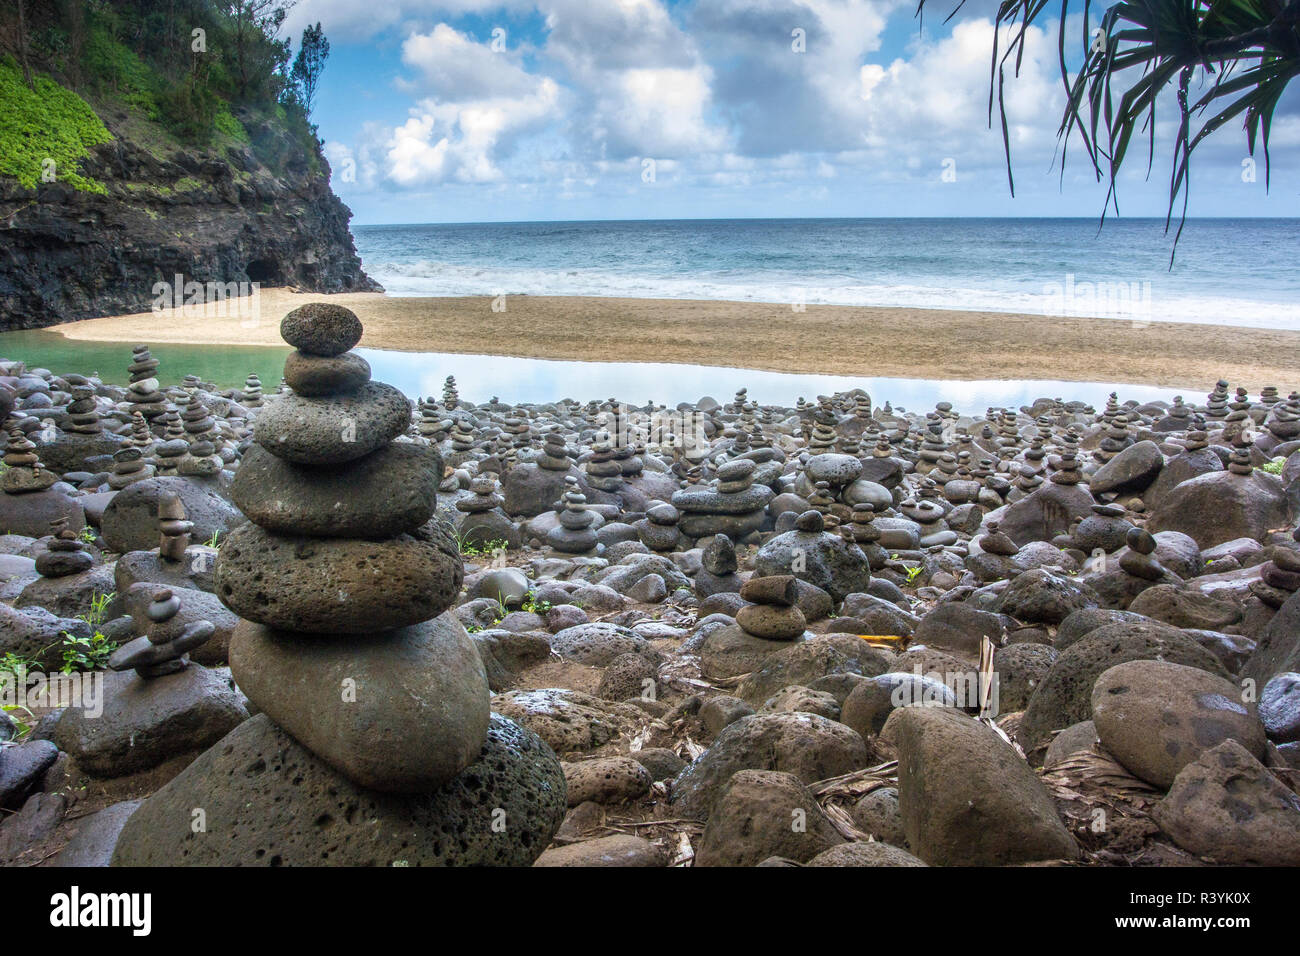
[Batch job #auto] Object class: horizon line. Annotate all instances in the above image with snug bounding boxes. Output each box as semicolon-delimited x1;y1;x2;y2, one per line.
352;214;1300;228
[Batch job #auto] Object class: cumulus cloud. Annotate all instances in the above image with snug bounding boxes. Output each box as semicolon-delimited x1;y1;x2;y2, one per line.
319;0;1295;211
376;25;562;187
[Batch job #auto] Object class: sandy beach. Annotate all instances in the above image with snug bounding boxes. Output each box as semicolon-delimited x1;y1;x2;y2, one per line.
48;288;1300;392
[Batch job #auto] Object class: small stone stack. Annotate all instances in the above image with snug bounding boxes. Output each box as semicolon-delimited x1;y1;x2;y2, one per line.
1205;380;1230;419
1228;443;1254;476
634;502;680;552
1119;527;1165;581
736;575;806;640
63;384;103;436
585;434;624;492
847;503;887;570
448;419;477;464
695;533;741;596
178;395;223;477
127;410;153;450
1049;435;1084;485
547;475;599;554
1265;394;1300;444
152;412;188;476
1256;529;1300;608
158;493;193;563
808;412;838;452
417;398;451;440
241;373;264;408
108;446;154;489
442;375;459;410
34;520;93;577
455;473;519;550
107;589;214;678
672;457;772;540
1094;413;1133;465
124;346;167;420
537;429;572;471
1;428;55;492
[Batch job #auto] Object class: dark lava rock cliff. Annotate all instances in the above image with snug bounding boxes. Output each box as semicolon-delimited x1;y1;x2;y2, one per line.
0;107;379;330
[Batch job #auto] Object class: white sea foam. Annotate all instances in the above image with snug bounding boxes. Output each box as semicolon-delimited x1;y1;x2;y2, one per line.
364;259;1298;329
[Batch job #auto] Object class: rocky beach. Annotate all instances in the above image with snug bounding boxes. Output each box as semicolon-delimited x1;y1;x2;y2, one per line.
0;301;1297;868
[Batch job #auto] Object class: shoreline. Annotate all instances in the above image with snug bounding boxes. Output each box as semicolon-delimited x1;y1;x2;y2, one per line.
43;289;1300;392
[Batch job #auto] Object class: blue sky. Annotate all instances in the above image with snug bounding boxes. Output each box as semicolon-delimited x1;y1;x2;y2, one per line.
283;0;1300;225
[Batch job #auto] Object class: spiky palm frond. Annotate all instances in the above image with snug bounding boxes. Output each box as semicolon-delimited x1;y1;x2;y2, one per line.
917;0;1300;260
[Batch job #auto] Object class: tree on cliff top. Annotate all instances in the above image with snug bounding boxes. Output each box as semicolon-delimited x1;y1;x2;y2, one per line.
917;0;1300;255
290;21;329;116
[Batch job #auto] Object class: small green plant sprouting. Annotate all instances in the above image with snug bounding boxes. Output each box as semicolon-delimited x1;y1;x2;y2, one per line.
1261;457;1286;475
904;566;923;586
57;630;117;674
205;530;222;549
457;534;508;559
78;591;115;631
518;592;552;616
78;526;97;545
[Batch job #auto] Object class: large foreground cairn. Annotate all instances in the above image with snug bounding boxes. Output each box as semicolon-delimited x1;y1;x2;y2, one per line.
112;304;566;866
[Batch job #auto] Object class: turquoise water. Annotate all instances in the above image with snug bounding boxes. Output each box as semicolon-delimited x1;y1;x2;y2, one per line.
355;218;1300;330
0;329;1189;414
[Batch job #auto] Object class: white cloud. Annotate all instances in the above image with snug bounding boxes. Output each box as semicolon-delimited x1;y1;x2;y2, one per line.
377;25;562;186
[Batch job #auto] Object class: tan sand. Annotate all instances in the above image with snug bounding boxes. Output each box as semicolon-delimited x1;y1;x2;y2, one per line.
50;288;1300;392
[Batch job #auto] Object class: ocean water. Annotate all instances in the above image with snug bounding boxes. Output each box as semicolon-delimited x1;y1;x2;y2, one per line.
354;217;1300;329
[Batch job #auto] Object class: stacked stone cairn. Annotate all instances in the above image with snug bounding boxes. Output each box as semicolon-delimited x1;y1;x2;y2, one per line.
548;475;599;554
1118;527;1166;581
158;493;193;562
113;304;566;866
2;427;55;492
241;373;264;408
736;574;806;640
634;501;681;552
456;472;519;549
34;519;93;577
124;346;167;420
107;588;214;678
1256;527;1300;609
672;457;772;541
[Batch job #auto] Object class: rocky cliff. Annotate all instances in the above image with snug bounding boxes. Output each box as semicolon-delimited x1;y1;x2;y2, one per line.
0;102;379;330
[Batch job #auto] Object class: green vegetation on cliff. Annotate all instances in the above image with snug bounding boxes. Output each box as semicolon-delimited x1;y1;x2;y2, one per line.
0;55;112;192
1;1;330;187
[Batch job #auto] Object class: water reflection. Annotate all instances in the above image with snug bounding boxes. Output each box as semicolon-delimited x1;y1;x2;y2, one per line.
0;329;1190;415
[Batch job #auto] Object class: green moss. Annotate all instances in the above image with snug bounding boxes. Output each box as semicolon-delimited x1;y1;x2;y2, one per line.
214;107;250;143
83;27;160;119
0;57;112;193
173;177;204;192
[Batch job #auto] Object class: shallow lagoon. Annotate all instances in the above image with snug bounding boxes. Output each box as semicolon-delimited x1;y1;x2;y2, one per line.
0;329;1190;415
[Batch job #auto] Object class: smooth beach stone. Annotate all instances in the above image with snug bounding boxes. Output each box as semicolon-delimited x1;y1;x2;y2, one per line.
252;382;411;465
280;302;363;356
213;520;463;634
885;706;1078;866
1151;740;1300;866
51;666;249;778
231;443;440;539
111;713;566;867
283;349;372;396
230;615;490;793
1091;659;1266;788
